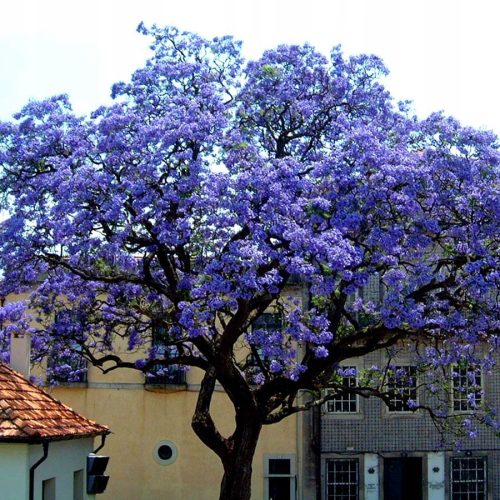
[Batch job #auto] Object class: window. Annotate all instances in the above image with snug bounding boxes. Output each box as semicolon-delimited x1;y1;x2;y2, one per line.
346;274;384;326
264;454;296;500
42;478;56;500
247;313;283;375
386;366;417;412
153;440;178;466
357;274;384;306
73;470;84;500
326;366;358;413
47;346;87;384
251;313;283;348
326;459;359;500
146;325;185;385
450;457;487;500
452;366;482;412
47;312;87;384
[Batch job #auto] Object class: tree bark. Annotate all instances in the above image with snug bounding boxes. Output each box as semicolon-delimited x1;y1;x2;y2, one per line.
219;417;262;500
191;369;263;499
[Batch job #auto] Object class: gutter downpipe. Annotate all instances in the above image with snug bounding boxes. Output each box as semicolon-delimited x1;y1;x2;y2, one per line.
93;434;107;454
29;441;49;500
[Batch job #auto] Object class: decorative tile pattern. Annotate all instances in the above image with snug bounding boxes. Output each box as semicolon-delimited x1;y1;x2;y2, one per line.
320;351;500;496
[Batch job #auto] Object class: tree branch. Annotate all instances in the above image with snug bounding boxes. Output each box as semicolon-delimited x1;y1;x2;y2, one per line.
191;367;229;461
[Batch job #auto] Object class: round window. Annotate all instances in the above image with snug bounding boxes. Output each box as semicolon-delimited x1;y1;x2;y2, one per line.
153;440;178;465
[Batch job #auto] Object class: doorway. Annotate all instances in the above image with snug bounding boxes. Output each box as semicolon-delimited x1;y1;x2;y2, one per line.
383;457;423;500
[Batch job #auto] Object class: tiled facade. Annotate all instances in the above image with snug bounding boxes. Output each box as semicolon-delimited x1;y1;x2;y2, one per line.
312;351;500;500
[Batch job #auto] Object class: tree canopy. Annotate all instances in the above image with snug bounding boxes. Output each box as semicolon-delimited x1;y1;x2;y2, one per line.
0;24;499;499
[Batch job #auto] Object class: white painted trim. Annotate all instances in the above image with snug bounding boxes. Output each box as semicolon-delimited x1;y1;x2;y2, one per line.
427;452;445;500
364;453;379;500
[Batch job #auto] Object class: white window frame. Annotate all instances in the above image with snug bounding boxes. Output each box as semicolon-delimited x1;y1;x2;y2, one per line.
451;365;483;413
385;365;418;414
324;365;360;415
450;456;487;500
264;454;296;500
325;458;359;500
345;274;384;327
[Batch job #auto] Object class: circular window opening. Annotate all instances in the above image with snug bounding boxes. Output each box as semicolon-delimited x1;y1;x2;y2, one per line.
158;444;173;460
153;440;178;466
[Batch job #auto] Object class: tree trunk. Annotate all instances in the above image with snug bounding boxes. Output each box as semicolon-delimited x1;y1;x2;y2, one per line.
191;368;263;500
219;418;262;500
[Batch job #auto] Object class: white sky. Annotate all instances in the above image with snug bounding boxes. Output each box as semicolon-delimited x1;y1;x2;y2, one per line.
1;0;500;134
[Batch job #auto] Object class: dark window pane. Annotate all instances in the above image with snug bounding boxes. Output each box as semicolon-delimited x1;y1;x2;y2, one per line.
253;313;283;331
268;477;290;500
451;458;487;500
269;458;291;475
146;325;185;385
158;445;173;460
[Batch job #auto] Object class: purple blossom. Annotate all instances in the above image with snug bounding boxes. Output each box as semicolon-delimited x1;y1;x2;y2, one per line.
0;23;497;457
313;346;329;358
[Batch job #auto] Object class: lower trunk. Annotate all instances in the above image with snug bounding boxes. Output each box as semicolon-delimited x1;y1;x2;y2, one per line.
219;419;262;500
191;368;264;500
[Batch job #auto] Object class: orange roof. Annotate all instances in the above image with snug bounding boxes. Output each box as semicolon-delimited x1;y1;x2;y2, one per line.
0;363;109;442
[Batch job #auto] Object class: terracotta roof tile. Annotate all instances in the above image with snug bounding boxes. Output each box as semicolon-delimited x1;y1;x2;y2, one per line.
0;363;109;442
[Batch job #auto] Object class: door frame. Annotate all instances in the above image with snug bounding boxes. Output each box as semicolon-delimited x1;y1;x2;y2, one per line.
381;453;427;500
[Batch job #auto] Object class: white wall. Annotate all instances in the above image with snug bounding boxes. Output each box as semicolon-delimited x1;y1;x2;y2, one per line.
29;438;97;500
0;443;29;500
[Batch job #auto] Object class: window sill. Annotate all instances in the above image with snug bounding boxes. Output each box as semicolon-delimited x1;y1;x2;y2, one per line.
322;412;364;420
46;382;88;388
144;382;187;393
382;410;422;419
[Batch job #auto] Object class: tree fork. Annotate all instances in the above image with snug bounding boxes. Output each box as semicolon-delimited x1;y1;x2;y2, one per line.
191;368;229;461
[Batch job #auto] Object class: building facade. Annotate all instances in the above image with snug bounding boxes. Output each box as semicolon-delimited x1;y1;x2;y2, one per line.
49;364;301;500
311;350;500;500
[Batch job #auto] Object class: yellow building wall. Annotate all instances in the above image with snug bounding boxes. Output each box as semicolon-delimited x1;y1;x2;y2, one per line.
50;370;298;500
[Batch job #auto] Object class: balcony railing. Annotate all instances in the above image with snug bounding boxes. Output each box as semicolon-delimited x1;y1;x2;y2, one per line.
145;366;186;385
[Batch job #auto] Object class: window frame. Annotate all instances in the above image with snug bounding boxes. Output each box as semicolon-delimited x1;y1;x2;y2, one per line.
345;273;384;327
451;365;483;414
263;453;296;500
73;469;84;500
450;456;487;500
324;365;360;416
153;440;179;466
42;477;56;500
246;312;284;382
145;325;186;385
46;338;88;385
384;365;418;414
325;458;360;500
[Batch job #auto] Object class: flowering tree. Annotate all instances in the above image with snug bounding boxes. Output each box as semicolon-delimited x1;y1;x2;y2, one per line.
0;25;499;500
